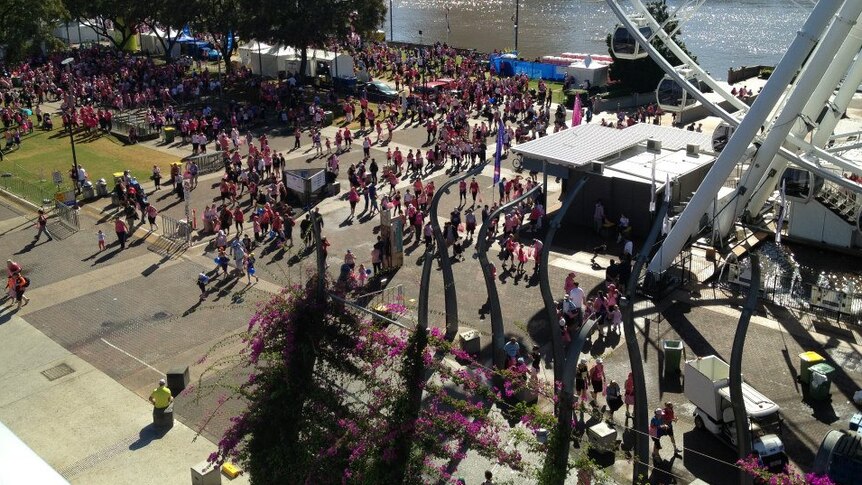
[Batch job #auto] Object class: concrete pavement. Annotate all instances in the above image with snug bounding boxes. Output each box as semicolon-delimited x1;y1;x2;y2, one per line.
3;100;862;484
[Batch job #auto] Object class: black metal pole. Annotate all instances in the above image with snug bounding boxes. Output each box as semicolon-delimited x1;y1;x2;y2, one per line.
730;254;759;485
390;0;394;42
68;119;80;195
514;0;519;52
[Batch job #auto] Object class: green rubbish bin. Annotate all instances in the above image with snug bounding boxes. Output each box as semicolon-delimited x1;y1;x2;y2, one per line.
799;351;825;384
163;127;176;143
809;363;836;401
662;340;684;377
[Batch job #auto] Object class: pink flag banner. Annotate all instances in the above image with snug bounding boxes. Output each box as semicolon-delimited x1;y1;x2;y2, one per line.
572;96;582;127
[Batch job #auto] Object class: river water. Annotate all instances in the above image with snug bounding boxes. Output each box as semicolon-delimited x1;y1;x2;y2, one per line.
384;0;812;80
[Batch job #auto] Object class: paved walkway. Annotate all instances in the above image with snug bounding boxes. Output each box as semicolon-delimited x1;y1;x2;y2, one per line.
3;98;862;484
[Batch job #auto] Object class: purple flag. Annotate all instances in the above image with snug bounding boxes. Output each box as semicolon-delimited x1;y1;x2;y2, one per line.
494;120;504;184
572;95;582;127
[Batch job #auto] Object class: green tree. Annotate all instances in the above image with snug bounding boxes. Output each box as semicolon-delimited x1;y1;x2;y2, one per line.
605;0;697;93
141;0;195;62
187;0;243;72
64;0;148;50
247;0;386;79
0;0;66;62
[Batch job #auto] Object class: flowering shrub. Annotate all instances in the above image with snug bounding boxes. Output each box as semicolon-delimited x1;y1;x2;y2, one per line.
197;279;558;484
737;455;834;485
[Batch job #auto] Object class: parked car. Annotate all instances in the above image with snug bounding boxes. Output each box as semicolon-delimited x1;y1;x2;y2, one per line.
414;80;450;101
359;80;401;102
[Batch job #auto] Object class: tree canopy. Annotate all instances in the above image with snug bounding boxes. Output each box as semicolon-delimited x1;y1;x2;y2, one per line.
245;0;386;77
64;0;149;50
0;0;67;63
605;0;698;93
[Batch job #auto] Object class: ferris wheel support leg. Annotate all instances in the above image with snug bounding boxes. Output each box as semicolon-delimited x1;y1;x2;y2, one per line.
745;8;862;218
813;53;862;149
647;0;843;275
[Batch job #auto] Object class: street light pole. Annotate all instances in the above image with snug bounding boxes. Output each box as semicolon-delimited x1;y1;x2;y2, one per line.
390;0;394;42
514;0;519;52
68;120;80;195
61;57;80;195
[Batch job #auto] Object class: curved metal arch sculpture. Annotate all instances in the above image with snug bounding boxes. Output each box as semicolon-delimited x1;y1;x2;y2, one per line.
417;160;490;334
311;210;327;300
729;254;760;485
620;199;670;482
539;176;588;382
476;183;542;369
535;176;587;481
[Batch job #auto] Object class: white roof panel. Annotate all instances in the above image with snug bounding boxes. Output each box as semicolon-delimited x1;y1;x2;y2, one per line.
626;123;713;152
513;124;646;168
513;123;713;169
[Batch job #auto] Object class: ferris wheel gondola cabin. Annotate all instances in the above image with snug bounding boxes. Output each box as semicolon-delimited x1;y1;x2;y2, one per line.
711;122;735;153
611;16;653;60
781;166;825;203
655;67;709;113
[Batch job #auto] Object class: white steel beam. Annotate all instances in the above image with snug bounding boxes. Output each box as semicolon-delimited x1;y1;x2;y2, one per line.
647;0;844;274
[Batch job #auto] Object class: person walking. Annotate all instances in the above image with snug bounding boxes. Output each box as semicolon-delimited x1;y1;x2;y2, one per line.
13;273;30;309
605;379;623;423
149;378;174;423
649;408;667;459
245;253;259;285
231;238;246;275
589;358;606;404
146;205;158;231
114;217;129;249
662;401;682;453
152;165;162;190
469;177;480;206
575;358;589;403
197;271;209;300
35;209;52;241
624;371;635;418
97;229;106;251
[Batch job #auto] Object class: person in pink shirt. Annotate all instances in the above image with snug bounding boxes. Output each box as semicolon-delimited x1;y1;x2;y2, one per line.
347;187;360;218
564;272;576;295
517;244;529;274
532;238;543;273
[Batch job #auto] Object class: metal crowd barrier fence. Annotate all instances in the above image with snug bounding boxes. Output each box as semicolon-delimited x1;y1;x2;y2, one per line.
723;262;862;323
0;174;53;207
53;201;79;232
111;118;160;141
159;214;191;246
187;152;227;176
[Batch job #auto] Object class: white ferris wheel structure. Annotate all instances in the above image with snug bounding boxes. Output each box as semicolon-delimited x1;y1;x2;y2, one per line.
606;0;862;275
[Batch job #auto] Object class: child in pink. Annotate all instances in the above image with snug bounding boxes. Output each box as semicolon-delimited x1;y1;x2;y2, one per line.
357;264;368;286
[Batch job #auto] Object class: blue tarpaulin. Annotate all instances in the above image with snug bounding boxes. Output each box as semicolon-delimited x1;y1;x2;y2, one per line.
489;53;566;81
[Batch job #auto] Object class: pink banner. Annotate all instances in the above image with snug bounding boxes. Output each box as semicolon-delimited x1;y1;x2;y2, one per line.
572;96;582;127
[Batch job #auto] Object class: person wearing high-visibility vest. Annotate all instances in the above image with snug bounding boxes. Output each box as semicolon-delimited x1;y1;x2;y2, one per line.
149;379;173;410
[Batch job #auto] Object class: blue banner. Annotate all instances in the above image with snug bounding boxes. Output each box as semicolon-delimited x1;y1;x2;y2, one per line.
226;31;233;53
494;120;504;184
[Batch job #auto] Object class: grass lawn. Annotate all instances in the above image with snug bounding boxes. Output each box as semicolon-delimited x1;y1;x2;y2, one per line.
5;125;179;191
